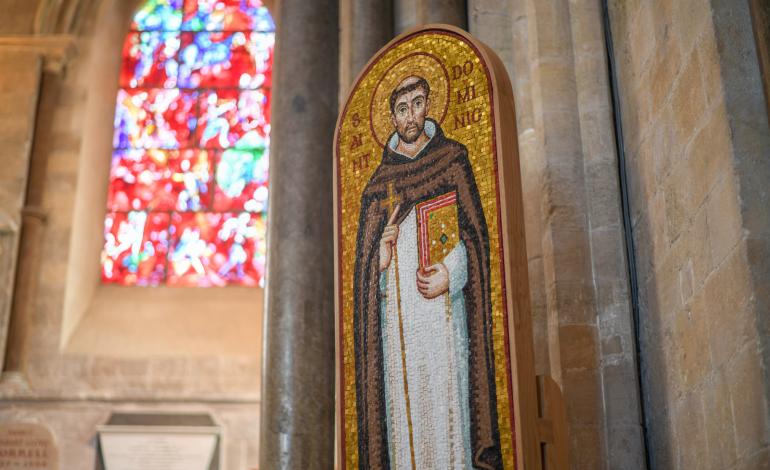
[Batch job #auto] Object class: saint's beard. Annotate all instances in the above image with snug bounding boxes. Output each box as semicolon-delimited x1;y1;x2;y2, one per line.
397;122;424;144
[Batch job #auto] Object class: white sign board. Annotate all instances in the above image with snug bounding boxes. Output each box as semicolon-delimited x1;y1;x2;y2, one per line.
99;427;219;470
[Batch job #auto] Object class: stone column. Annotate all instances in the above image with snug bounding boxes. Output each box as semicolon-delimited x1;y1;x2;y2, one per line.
0;50;44;374
468;0;552;376
340;0;393;99
258;0;338;468
749;0;770;118
394;0;467;34
708;2;770;465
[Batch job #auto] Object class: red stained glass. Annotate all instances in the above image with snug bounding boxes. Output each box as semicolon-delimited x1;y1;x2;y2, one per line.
167;212;263;286
102;211;170;286
108;149;213;212
121;32;181;88
243;32;273;89
177;32;273;89
105;0;272;287
114;88;198;149
197;89;269;148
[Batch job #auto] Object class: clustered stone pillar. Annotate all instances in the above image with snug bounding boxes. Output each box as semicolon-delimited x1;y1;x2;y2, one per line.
258;0;338;468
394;0;467;34
467;0;552;376
350;0;392;79
339;0;393;100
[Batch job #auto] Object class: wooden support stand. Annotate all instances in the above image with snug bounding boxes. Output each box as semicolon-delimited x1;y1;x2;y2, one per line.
536;375;569;470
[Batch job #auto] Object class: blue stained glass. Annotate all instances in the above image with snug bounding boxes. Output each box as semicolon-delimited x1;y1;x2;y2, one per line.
251;6;275;31
132;0;183;31
213;147;268;212
121;32;181;88
182;0;274;31
177;32;271;89
178;32;234;88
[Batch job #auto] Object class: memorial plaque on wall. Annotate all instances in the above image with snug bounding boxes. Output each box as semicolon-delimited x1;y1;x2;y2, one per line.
334;24;541;470
0;423;58;470
97;413;220;470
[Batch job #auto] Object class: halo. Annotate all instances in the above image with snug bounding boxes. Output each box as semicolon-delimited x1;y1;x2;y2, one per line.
369;52;450;148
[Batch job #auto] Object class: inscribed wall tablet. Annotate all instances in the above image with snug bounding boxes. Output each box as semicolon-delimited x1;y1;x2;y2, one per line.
334;25;538;470
0;423;58;470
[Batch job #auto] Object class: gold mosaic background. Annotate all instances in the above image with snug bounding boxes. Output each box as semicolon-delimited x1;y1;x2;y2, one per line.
336;30;516;469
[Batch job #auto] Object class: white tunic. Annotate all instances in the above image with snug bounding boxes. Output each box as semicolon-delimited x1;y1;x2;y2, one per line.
380;206;472;470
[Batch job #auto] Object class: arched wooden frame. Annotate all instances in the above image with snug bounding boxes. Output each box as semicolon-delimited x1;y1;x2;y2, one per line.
333;24;551;469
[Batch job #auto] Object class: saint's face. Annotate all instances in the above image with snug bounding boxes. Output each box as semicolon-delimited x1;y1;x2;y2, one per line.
390;87;430;144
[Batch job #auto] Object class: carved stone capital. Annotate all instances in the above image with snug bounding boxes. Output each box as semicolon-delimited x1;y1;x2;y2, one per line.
0;210;19;234
0;35;76;73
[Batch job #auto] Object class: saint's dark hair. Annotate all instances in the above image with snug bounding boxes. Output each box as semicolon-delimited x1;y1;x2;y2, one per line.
389;77;430;113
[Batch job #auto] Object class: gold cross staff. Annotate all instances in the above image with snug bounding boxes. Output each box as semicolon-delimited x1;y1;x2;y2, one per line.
380;181;402;215
379;180;416;470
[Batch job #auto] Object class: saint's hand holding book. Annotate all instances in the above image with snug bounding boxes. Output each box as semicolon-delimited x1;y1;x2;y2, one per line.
378;192;458;300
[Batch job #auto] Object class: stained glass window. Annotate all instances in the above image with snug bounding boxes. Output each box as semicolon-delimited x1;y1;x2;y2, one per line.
103;0;274;287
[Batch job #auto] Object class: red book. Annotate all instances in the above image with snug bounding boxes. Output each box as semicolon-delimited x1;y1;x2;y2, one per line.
416;191;459;269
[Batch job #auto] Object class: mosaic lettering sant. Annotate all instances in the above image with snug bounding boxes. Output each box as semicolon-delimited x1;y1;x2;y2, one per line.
354;75;503;470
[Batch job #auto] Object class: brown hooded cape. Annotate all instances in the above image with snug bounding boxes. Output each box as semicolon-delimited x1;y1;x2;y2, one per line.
353;120;503;469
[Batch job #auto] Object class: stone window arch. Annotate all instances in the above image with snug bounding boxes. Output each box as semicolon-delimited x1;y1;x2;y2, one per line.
58;0;275;358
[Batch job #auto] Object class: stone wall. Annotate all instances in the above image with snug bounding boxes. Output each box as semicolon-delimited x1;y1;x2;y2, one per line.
609;0;770;468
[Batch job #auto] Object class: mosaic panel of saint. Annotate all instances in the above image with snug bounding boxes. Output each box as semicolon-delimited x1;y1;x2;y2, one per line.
354;74;502;469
